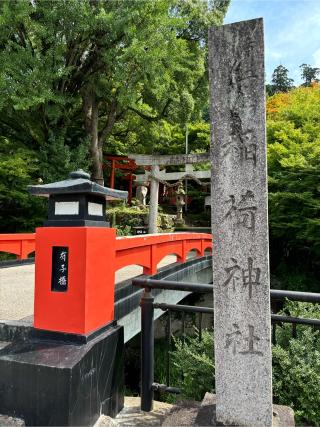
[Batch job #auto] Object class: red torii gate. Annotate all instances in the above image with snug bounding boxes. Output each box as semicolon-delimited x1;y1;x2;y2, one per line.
103;155;138;204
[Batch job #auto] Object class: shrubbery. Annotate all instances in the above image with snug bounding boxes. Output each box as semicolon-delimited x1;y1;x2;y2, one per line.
272;301;320;426
107;201;174;235
164;301;320;426
171;329;214;401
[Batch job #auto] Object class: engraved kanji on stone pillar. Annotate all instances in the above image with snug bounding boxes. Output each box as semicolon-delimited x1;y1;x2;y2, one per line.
209;18;273;427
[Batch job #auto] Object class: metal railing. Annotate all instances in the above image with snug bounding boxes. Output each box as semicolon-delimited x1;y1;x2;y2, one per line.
133;277;320;412
133;278;212;411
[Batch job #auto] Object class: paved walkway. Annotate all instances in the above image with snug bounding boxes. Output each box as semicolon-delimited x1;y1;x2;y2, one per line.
0;256;178;322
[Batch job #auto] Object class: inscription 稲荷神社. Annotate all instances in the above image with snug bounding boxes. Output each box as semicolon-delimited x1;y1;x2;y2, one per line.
224;190;257;230
226;324;263;356
209;18;273;426
223;257;261;299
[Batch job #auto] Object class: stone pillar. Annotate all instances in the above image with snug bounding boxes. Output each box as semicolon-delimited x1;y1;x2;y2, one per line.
209;18;272;427
148;165;159;234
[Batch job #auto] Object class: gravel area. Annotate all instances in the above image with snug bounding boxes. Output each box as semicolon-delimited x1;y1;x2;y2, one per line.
0;264;35;321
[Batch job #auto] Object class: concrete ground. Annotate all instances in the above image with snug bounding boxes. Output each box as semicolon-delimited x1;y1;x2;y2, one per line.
0;255;179;322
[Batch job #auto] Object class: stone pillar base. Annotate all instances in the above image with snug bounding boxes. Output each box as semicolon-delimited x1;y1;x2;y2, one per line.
0;325;124;426
197;393;295;427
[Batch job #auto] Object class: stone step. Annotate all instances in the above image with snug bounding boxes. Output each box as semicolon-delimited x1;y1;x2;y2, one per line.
95;397;173;427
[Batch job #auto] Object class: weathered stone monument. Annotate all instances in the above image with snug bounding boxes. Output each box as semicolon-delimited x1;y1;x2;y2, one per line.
209;18;273;426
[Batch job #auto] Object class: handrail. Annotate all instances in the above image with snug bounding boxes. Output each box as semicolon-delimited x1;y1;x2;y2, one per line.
138;283;320;412
0;233;35;260
132;278;213;293
270;289;320;303
115;232;212;275
0;232;213;274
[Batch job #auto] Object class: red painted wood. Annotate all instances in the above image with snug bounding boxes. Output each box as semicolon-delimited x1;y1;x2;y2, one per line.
0;232;212;265
2;231;212;335
34;227;117;335
0;233;35;259
115;233;212;274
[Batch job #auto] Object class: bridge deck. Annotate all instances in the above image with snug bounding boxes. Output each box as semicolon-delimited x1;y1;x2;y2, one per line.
0;255;179;322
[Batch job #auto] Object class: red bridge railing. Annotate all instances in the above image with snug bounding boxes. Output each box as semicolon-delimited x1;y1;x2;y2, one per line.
0;232;212;272
2;231;212;335
0;233;36;260
115;233;212;275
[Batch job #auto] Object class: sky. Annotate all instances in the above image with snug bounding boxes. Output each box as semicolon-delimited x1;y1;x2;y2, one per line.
224;0;320;84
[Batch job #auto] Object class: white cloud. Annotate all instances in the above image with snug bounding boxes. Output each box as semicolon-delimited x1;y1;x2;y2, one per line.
268;51;282;60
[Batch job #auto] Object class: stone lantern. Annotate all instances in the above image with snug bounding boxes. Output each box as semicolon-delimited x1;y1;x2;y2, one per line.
175;182;185;226
0;170;127;426
28;169;127;227
27;169;127;334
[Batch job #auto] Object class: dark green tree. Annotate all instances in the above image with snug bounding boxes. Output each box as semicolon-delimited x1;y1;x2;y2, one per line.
267;65;294;96
0;0;230;231
300;63;320;86
0;0;230;185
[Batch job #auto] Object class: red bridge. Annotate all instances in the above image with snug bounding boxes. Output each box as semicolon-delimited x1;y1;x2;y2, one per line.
0;232;212;275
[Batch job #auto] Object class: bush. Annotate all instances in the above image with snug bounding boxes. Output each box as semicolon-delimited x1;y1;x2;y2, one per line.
272;301;320;426
107;201;175;235
0;143;46;232
272;329;320;426
168;301;320;425
171;329;214;401
107;202;148;235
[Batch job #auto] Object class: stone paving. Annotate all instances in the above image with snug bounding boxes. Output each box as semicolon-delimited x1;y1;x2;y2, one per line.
0;255;178;322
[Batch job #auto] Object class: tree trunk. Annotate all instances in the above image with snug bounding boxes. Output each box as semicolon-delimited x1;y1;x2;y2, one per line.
83;89;104;185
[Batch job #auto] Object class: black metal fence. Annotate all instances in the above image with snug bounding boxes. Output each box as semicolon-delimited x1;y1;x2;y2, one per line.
132;277;320;411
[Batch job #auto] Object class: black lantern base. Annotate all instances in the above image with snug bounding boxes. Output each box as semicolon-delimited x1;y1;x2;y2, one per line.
0;325;124;426
43;219;110;227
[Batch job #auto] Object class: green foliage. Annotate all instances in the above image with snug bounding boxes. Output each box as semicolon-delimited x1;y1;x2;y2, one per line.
171;329;214;401
272;330;320;426
0;0;230;231
107;203;148;235
267;65;294;96
273;301;320;426
300;64;320;86
267;85;320;291
0;139;46;232
107;202;174;235
107;117;210;156
168;302;320;425
0;0;229;181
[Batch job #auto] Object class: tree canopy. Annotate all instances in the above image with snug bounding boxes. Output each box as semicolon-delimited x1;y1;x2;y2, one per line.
267;65;294;96
267;83;320;290
0;0;229;231
300;63;320;86
0;0;230;184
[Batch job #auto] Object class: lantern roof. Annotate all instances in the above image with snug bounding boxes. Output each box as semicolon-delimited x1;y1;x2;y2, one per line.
28;170;128;201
